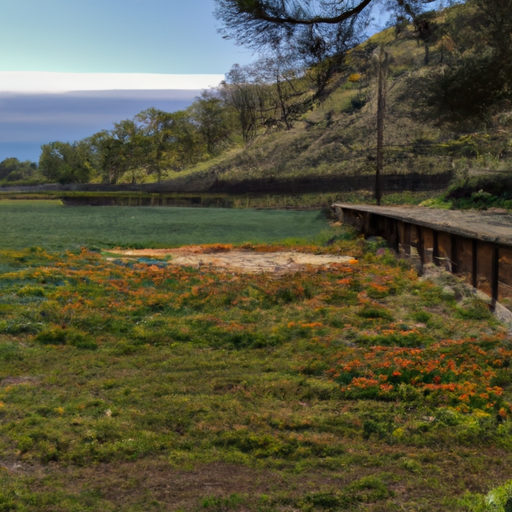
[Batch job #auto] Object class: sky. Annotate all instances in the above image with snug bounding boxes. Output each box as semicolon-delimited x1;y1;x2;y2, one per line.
0;0;407;162
0;0;254;75
0;0;256;162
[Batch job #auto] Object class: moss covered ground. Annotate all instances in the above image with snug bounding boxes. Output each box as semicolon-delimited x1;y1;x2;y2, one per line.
0;201;330;251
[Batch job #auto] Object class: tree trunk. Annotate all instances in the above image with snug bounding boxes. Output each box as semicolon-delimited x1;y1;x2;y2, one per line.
376;47;387;207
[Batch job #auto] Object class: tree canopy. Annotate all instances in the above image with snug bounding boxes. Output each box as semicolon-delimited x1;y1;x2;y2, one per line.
214;0;444;54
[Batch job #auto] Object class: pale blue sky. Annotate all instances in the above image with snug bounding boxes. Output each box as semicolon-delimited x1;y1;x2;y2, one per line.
0;0;254;74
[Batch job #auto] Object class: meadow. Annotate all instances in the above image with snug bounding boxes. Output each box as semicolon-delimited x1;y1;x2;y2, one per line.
0;201;329;251
0;203;511;511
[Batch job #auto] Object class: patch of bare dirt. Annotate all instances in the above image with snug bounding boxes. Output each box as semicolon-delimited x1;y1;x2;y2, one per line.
107;246;355;274
0;376;39;387
24;445;512;511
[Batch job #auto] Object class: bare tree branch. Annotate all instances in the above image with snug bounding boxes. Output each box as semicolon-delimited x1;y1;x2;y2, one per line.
231;0;375;25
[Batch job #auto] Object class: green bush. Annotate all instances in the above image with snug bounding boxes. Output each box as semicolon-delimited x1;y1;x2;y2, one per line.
460;480;512;511
202;494;245;510
35;326;97;349
457;299;493;321
35;326;67;345
357;306;394;321
0;343;22;362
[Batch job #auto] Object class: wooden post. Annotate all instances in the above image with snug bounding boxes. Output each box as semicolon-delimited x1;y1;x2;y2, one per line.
375;46;388;206
403;222;411;256
450;235;458;274
417;225;424;268
433;231;439;266
364;213;373;236
472;239;478;289
491;245;500;310
388;218;399;252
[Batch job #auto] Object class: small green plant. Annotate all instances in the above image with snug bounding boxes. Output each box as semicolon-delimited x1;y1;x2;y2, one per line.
412;310;431;323
357;305;394;321
35;326;97;349
460;480;512;511
456;299;493;321
202;494;245;510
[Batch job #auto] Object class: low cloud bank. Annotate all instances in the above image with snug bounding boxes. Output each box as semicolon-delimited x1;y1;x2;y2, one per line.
0;72;222;93
0;89;202;161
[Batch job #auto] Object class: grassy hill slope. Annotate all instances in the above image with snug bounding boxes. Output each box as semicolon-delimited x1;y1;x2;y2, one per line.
160;8;511;205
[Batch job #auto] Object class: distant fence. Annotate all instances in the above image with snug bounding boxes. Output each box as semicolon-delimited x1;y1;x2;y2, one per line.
1;170;454;196
208;171;454;195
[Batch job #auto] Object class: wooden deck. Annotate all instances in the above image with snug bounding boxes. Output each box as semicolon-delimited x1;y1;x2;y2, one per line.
332;204;512;308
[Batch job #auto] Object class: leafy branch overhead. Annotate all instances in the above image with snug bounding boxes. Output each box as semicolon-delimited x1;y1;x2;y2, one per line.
214;0;444;53
216;0;375;26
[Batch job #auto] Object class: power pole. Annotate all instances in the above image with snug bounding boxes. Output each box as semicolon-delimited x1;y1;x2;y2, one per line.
375;46;388;206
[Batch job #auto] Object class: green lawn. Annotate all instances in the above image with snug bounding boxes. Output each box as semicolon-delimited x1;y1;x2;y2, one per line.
0;200;329;250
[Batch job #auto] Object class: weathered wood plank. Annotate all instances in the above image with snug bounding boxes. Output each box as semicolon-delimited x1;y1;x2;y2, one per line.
333;204;512;304
333;204;512;247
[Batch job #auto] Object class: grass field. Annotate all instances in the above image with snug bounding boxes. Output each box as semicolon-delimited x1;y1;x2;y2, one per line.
1;204;512;511
0;201;330;250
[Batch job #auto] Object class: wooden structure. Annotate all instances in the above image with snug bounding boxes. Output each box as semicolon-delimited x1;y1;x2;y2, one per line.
332;204;512;309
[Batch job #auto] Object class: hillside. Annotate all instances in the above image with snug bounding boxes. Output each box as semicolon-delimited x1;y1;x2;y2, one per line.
158;6;511;203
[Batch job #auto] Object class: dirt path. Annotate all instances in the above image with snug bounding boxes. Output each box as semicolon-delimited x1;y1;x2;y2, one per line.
107;246;355;274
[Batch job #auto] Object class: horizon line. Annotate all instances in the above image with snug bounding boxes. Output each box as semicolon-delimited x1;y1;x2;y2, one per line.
0;71;225;93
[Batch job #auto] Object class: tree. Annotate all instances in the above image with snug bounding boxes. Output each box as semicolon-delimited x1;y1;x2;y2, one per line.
88;131;124;185
412;10;438;65
215;0;379;98
136;108;203;180
220;64;263;143
214;0;373;49
249;51;312;130
0;158;37;182
407;0;512;123
191;91;234;155
87;121;142;185
214;1;445;53
39;141;92;184
472;0;512;61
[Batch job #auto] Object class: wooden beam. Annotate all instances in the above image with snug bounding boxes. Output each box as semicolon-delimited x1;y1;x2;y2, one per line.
433;231;439;266
491;245;500;310
472;239;478;289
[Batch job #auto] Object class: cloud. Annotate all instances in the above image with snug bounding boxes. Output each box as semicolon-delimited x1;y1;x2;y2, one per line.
0;89;202;161
0;72;224;93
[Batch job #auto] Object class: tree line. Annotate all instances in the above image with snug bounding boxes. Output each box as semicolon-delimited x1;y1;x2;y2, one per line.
33;51;347;185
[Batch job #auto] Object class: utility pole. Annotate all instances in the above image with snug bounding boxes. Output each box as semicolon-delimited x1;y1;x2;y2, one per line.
375;46;388;206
